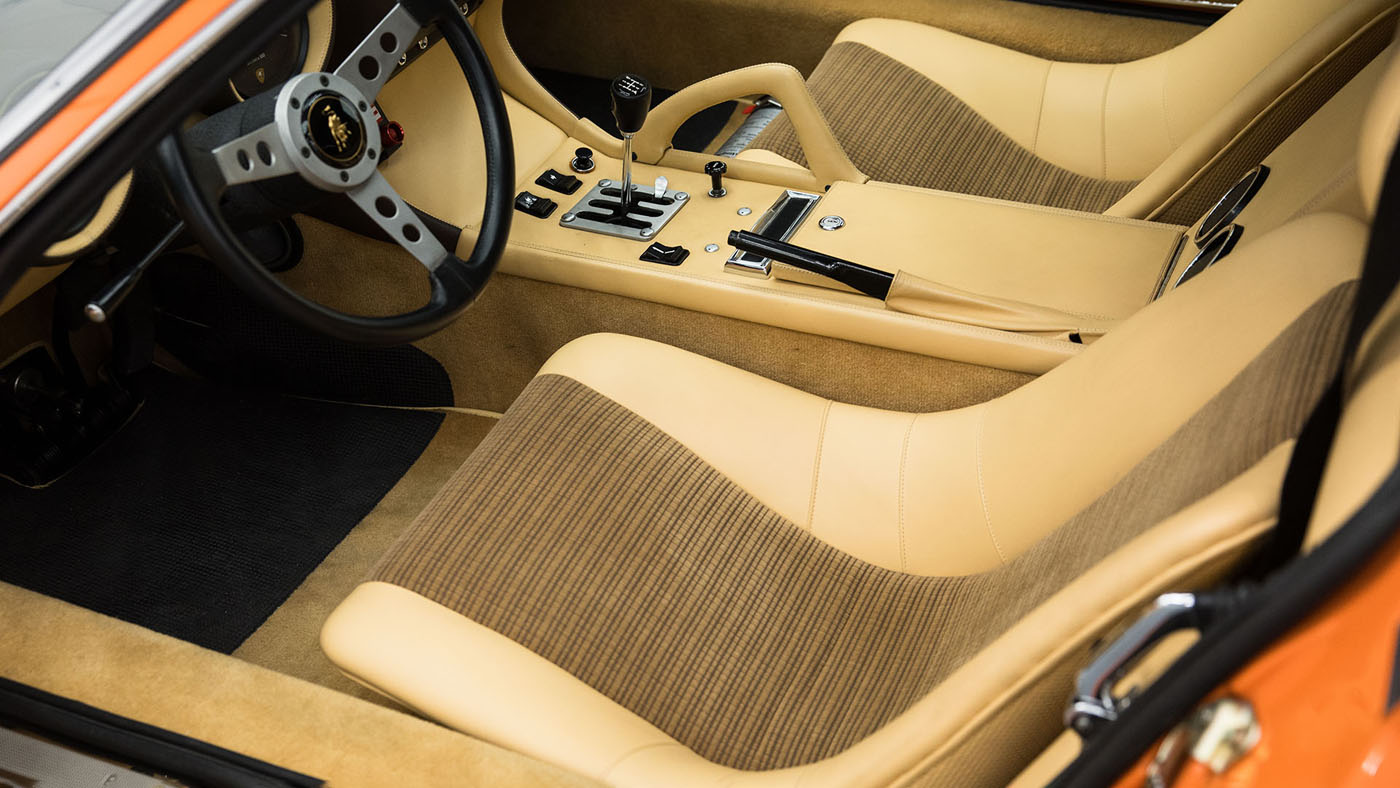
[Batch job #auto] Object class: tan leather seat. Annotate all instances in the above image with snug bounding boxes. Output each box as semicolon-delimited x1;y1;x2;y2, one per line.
320;51;1400;788
744;0;1398;224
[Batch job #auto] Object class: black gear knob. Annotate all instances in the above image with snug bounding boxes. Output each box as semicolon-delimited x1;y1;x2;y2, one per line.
610;73;652;136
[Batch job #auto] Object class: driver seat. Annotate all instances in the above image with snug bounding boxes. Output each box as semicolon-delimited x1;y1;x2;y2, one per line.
320;56;1400;788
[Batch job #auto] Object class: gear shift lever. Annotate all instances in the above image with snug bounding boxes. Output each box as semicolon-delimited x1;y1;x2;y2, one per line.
610;73;652;210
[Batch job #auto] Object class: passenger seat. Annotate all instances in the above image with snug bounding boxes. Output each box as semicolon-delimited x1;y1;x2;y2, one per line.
743;0;1399;224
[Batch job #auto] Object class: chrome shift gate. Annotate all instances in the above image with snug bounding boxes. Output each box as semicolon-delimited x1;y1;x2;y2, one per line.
560;178;690;241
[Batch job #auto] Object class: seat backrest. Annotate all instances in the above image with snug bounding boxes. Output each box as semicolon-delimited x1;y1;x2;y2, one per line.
1305;45;1400;547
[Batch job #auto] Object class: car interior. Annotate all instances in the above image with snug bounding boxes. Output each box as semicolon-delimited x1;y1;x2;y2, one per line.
3;0;1400;784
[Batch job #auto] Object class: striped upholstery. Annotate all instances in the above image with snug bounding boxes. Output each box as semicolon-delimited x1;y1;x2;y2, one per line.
748;42;1139;213
372;284;1353;770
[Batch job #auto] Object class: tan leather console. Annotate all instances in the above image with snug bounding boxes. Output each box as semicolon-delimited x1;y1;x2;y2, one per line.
379;21;1194;374
367;0;1384;375
782;181;1185;322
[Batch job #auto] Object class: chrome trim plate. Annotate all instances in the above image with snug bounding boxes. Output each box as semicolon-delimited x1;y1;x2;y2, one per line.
725;190;822;279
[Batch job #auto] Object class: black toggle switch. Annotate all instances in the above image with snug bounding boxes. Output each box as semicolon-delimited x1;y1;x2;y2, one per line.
514;191;557;219
705;160;727;198
640;242;690;266
536;168;582;195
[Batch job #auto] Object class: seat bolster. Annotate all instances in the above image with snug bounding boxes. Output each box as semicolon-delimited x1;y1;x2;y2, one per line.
321;582;704;782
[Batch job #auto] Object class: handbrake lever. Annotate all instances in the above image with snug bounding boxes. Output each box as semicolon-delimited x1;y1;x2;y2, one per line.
728;230;894;299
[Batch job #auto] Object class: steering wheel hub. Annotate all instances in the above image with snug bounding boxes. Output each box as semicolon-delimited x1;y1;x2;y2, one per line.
303;91;368;168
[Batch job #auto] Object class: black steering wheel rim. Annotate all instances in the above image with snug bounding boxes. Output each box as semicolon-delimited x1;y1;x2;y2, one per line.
156;0;513;346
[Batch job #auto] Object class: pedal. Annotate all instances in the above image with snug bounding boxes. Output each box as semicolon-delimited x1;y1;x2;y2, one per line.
0;348;141;487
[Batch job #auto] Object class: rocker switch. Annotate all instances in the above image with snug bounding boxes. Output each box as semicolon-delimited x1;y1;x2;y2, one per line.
535;169;582;195
640;242;690;266
514;191;558;219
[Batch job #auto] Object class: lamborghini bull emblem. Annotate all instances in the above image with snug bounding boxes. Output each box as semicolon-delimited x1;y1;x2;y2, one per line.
322;104;351;153
304;93;367;168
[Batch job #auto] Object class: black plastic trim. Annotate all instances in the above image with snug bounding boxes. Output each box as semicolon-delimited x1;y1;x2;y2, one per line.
1009;0;1220;26
0;677;321;788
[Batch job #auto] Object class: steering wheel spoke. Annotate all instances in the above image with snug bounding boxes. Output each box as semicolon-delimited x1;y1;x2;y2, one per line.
334;4;426;104
210;122;296;189
347;172;451;271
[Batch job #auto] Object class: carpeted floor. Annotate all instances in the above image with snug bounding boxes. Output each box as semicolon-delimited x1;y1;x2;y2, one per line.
0;371;444;654
234;410;499;703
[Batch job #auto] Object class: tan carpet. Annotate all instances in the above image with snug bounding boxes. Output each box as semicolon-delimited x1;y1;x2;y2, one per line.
287;216;1038;416
234;410;499;704
0;583;594;787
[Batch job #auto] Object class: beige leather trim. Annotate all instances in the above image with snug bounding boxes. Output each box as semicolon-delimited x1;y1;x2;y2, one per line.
324;445;1288;787
540;213;1362;574
322;582;692;783
379;44;565;229
1160;48;1389;290
0;268;64;316
1119;7;1400;221
885;270;1116;337
1308;287;1400;547
634;63;866;188
474;0;623;157
1359;48;1400;216
42;171;133;261
1008;731;1080;788
305;0;334;72
783;180;1184;320
735;147;804;169
840;0;1396;189
483;136;1084;374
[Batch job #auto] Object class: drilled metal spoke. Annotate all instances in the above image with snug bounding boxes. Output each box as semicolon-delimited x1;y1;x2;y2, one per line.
210;123;295;188
347;171;451;270
333;4;425;103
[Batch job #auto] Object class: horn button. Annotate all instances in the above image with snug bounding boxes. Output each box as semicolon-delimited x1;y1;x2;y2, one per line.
303;92;367;168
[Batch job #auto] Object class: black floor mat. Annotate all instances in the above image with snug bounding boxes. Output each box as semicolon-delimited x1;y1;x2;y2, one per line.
531;68;737;153
0;372;443;653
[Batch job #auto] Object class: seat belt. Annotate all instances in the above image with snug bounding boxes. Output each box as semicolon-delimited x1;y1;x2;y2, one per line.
1244;146;1400;579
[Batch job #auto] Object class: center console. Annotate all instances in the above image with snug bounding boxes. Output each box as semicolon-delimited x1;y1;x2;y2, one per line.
373;5;1196;375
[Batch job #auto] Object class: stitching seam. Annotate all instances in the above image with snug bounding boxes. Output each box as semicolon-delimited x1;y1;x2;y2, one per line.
897;414;918;572
1101;64;1116;181
1032;62;1052;156
807;400;833;531
975;407;1008;565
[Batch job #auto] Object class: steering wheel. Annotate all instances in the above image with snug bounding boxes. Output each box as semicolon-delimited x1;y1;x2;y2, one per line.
156;0;513;345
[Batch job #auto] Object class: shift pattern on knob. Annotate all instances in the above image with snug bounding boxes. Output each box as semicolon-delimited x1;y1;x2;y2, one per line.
611;73;653;135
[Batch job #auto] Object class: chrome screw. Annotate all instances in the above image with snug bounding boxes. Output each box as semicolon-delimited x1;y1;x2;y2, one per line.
675;192;689;202
600;179;613;188
640;228;655;238
737;207;752;217
562;213;576;223
705;243;720;253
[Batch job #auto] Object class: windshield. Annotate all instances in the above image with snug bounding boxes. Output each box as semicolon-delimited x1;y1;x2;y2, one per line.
0;0;131;118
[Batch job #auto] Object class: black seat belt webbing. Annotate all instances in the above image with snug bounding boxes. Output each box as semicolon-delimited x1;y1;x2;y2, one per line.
1245;146;1400;578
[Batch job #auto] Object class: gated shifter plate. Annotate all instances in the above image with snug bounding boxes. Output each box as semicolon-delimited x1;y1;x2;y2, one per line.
559;179;690;241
